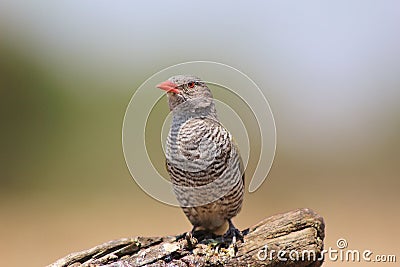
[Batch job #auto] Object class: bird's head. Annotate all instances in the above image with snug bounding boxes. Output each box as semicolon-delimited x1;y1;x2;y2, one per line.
156;75;213;111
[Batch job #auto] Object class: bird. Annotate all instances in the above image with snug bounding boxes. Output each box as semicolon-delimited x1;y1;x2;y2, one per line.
156;75;244;244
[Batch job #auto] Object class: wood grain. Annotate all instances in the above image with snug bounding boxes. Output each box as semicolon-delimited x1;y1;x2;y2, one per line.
48;208;325;267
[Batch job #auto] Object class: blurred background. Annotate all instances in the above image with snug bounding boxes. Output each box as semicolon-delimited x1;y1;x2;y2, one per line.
0;1;399;266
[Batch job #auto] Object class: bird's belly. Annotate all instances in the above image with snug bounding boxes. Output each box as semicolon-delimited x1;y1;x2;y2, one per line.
182;201;227;231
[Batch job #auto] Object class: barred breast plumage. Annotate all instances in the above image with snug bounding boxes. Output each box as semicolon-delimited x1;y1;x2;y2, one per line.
157;75;244;236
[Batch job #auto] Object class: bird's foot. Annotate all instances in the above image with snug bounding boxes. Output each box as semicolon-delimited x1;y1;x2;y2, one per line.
223;219;244;242
185;231;197;249
184;227;198;249
222;219;243;255
176;226;199;249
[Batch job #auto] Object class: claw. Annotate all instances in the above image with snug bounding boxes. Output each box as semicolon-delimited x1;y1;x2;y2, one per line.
224;219;243;243
221;219;243;255
184;227;198;249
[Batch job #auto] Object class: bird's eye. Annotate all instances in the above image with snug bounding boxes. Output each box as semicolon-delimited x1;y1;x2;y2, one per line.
187;82;195;88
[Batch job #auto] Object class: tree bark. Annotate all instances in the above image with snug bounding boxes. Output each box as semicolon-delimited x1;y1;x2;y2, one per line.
48;208;325;267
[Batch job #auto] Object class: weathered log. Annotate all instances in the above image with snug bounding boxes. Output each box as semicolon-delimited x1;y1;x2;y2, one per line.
48;208;325;267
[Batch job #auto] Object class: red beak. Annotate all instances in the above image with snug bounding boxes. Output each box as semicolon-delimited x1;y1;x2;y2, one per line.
156;80;180;94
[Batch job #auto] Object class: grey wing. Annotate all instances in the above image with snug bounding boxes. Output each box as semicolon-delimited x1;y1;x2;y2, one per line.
232;138;245;185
